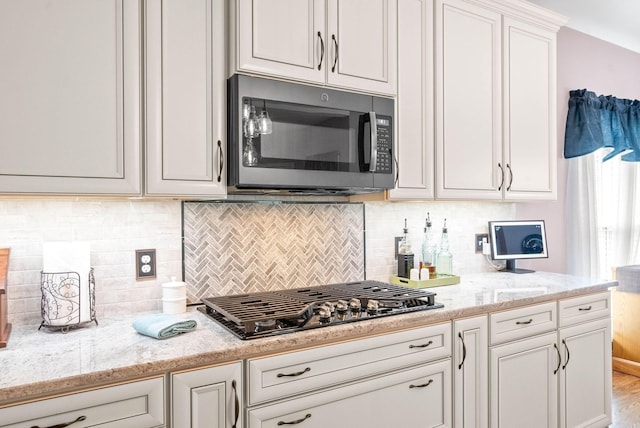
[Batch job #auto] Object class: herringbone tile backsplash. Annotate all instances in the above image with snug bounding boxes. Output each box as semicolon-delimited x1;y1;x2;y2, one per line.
182;202;365;302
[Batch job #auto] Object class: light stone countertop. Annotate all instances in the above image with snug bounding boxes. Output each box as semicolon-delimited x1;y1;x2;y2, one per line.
0;271;616;406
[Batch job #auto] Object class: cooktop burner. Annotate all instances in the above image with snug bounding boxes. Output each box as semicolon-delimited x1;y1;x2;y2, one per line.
198;280;444;339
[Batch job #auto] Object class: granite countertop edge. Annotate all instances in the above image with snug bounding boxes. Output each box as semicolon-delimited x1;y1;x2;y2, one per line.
0;272;617;406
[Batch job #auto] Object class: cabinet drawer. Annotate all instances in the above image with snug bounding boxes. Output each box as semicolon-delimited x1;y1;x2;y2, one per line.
0;376;165;428
247;322;451;405
490;301;557;345
558;291;611;327
248;359;452;428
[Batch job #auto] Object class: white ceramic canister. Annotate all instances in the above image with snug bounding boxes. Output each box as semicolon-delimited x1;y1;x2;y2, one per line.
162;296;187;314
162;277;186;313
162;277;186;299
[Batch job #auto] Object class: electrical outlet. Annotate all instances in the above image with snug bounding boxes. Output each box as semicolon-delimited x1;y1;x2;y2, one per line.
475;234;489;253
136;249;156;280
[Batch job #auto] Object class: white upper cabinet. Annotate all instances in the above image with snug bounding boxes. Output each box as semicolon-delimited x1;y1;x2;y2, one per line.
145;0;227;197
0;0;141;195
235;0;326;84
431;0;565;201
503;17;557;200
435;0;503;200
233;0;397;96
388;0;435;200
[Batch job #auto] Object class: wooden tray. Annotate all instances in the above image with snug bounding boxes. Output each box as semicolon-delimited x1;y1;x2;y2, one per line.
390;273;460;289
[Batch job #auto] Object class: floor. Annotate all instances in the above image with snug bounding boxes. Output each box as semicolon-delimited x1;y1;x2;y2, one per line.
612;370;640;427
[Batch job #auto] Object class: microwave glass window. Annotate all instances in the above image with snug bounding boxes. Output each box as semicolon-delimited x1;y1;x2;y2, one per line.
242;97;364;172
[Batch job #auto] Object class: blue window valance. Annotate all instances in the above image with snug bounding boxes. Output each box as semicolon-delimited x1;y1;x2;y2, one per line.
564;89;640;162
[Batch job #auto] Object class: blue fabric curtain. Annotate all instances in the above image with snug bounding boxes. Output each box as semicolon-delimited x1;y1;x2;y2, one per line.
564;89;640;162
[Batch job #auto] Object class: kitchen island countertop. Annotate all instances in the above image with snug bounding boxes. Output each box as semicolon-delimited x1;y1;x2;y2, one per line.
0;271;616;406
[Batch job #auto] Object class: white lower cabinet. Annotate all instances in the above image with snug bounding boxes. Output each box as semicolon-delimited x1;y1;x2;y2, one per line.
171;361;243;428
558;293;612;428
248;359;451;428
488;292;612;428
0;376;165;428
490;331;559;428
247;322;453;428
454;316;488;428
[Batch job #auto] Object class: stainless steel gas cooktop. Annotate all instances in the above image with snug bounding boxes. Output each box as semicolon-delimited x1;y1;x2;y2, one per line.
198;280;443;340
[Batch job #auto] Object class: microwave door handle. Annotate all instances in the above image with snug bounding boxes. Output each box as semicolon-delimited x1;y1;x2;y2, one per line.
369;112;378;172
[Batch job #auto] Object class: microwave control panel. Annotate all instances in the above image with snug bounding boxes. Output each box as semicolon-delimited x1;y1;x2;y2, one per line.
375;117;392;173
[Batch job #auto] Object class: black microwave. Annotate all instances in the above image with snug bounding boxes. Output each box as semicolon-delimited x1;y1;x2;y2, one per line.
227;74;394;195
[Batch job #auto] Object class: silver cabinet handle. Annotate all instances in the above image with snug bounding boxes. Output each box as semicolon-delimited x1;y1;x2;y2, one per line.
317;31;324;70
278;414;311;425
409;379;433;388
506;163;513;191
458;332;467;370
231;380;239;428
216;140;223;183
409;340;433;349
277;367;311;378
562;339;570;370
31;416;86;428
331;34;338;72
498;163;505;191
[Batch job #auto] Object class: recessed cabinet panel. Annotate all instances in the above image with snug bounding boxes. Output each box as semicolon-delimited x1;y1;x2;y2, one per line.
559;319;611;428
236;0;325;84
490;332;558;428
503;18;556;200
454;316;488;428
145;0;227;196
253;0;316;68
436;0;502;199
171;362;243;428
326;0;396;94
0;0;141;194
389;0;434;200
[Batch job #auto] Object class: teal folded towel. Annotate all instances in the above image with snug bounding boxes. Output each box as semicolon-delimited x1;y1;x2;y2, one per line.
132;313;197;339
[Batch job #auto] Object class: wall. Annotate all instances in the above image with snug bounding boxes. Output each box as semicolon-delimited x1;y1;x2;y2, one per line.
1;199;182;325
364;200;514;281
516;27;640;274
1;197;513;326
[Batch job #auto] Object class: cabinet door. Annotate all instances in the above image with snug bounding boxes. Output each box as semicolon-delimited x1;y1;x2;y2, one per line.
388;0;435;200
558;318;612;428
235;0;325;84
502;18;557;201
172;362;243;428
326;0;397;95
454;316;488;428
248;359;451;428
0;0;141;195
145;0;226;197
435;0;502;200
490;332;558;428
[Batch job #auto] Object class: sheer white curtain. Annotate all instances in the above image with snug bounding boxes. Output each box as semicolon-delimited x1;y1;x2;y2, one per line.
567;150;640;278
